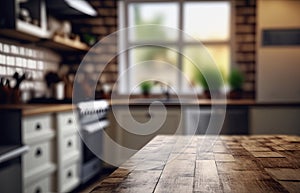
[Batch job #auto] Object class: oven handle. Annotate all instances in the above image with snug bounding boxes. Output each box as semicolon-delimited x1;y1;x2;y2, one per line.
82;120;109;134
0;145;29;164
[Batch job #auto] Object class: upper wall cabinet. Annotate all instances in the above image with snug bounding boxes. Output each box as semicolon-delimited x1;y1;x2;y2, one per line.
0;0;49;41
0;0;94;52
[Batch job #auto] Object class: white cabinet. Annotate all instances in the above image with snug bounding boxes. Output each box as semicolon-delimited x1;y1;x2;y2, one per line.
113;107;182;150
24;174;55;193
250;107;300;135
22;114;53;144
22;114;56;193
22;110;81;193
55;111;81;193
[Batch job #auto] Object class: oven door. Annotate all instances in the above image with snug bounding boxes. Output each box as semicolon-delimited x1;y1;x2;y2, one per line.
0;145;29;193
80;120;108;183
81;120;108;163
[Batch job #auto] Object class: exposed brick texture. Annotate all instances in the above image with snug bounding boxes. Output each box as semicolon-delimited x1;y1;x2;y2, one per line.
234;0;256;98
63;0;118;97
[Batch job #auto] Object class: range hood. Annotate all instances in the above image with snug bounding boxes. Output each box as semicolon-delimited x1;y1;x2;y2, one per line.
46;0;97;17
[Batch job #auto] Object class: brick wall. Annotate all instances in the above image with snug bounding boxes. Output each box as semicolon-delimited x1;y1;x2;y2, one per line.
69;0;118;97
234;0;256;98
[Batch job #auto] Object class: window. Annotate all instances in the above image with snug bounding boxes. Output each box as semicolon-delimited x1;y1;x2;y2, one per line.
118;0;231;94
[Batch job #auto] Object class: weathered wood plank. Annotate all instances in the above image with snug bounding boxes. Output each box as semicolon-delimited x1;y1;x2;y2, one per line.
214;153;235;162
115;170;162;193
250;151;285;158
154;159;195;193
280;144;300;151
257;157;295;168
197;152;215;160
279;181;300;193
216;156;260;173
194;160;222;193
154;176;194;193
265;168;300;181
219;171;288;193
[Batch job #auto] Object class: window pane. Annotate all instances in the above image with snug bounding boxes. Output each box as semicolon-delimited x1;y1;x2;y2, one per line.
184;2;230;41
130;47;178;91
183;45;230;87
128;3;179;41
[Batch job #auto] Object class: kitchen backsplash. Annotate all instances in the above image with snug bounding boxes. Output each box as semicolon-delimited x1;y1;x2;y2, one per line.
0;39;60;98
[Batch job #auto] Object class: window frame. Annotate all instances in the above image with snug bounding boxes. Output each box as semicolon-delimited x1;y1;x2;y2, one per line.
118;0;234;94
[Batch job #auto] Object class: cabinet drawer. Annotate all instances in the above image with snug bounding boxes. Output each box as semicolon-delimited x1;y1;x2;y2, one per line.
23;141;53;175
62;134;80;159
23;114;53;143
61;163;80;192
57;111;78;134
24;174;54;193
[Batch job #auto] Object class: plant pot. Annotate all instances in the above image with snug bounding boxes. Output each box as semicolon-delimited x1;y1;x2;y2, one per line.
142;91;150;98
228;89;243;99
203;90;222;99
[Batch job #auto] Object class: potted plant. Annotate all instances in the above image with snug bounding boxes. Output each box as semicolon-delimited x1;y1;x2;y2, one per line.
228;68;244;99
140;81;153;98
197;68;223;99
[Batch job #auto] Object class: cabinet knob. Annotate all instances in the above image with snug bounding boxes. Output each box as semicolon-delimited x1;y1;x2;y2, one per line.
67;171;73;178
35;187;41;193
67;140;72;147
35;148;42;157
68;118;73;124
35;123;41;130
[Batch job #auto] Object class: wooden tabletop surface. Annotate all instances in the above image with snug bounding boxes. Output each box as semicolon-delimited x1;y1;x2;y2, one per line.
91;135;300;193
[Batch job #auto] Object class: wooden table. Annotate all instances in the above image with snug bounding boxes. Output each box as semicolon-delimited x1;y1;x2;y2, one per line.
91;135;300;193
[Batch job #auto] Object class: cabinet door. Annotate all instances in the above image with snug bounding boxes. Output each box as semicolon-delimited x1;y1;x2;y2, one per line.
250;107;300;135
55;110;81;193
185;107;248;135
114;107;182;150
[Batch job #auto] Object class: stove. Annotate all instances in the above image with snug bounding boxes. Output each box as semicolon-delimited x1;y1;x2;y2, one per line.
77;100;109;183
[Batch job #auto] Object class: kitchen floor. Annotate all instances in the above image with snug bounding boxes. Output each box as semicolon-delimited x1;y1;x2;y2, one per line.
75;167;116;193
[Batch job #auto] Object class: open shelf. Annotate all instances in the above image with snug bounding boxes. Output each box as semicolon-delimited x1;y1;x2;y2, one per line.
0;0;90;53
38;35;90;52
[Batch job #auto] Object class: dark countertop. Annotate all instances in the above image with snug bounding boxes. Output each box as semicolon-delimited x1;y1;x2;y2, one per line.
110;99;300;107
0;99;299;116
91;135;300;193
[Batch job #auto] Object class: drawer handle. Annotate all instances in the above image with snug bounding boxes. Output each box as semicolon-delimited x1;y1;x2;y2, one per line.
68;118;73;124
67;140;72;147
35;123;41;131
35;186;41;193
67;171;73;178
35;148;42;157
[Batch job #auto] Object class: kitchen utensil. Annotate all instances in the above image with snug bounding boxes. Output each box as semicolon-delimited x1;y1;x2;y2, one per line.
12;72;26;89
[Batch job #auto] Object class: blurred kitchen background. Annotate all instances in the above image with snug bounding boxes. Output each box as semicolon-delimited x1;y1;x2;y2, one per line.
0;0;300;193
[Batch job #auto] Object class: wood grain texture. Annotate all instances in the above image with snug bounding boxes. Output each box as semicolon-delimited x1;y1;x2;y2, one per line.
250;151;285;158
194;160;222;193
91;135;300;193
